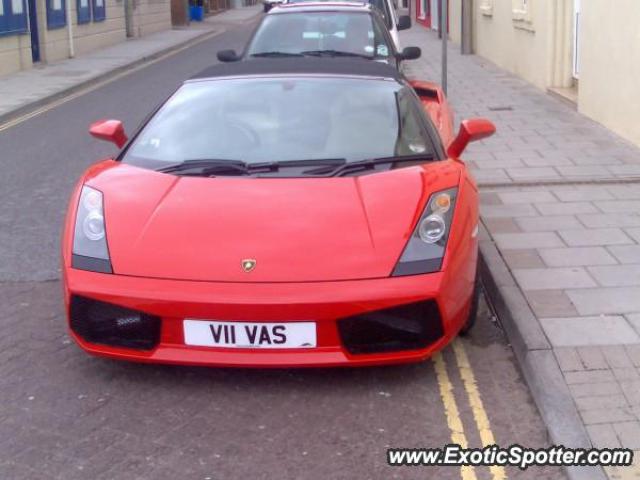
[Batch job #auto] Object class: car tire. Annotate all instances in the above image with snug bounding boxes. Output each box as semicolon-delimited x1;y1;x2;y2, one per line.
459;263;481;336
263;3;270;12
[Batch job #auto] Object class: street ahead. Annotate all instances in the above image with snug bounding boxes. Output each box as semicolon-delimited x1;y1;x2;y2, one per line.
0;17;564;480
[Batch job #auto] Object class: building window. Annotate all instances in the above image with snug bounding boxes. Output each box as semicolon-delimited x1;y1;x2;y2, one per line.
47;0;66;29
513;0;527;11
92;0;105;21
0;0;28;35
77;0;90;23
512;0;533;29
480;0;493;17
77;0;106;24
512;0;529;18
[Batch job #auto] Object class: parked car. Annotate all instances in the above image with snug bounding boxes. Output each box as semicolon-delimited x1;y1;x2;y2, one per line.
217;3;420;70
369;0;405;48
279;0;408;49
262;0;283;12
63;58;495;367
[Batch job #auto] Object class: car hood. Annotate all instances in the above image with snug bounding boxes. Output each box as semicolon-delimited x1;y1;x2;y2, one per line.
88;162;460;282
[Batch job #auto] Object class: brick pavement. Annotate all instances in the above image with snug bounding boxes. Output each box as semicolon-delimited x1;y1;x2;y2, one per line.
400;23;640;476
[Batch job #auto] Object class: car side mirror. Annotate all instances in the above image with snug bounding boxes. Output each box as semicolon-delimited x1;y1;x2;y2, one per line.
89;119;128;149
397;15;411;31
399;46;421;61
447;118;496;158
217;49;240;62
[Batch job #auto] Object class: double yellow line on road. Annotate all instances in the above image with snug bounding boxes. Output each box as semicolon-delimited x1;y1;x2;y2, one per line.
433;339;507;480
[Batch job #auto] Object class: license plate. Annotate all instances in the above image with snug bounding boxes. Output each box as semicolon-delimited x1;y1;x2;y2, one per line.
183;320;317;349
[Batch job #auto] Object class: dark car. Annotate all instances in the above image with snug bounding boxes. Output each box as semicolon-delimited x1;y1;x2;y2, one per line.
216;3;420;70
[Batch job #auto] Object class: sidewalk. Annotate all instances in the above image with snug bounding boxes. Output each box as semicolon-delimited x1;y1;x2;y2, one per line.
401;24;640;480
0;5;262;123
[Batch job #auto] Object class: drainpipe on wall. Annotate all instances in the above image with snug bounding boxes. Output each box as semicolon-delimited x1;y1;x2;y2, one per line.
461;0;472;55
125;0;134;37
66;0;75;58
441;0;447;94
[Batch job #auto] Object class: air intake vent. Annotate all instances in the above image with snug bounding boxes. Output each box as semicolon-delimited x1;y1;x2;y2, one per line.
337;300;443;354
70;296;161;350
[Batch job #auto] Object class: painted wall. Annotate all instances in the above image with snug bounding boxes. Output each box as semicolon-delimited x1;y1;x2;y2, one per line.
0;0;170;77
130;0;171;37
448;0;461;45
578;0;640;146
71;0;127;55
43;0;126;63
0;34;32;76
471;0;556;90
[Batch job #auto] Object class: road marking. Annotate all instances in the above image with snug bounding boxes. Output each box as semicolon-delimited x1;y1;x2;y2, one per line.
433;352;478;480
452;339;507;480
0;28;227;133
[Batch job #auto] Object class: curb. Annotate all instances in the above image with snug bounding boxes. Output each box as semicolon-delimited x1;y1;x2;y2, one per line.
0;25;232;127
477;222;607;480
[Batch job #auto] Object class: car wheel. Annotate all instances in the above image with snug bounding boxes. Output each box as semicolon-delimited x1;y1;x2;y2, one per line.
459;263;480;336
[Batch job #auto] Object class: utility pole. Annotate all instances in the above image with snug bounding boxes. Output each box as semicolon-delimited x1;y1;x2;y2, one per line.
441;0;448;94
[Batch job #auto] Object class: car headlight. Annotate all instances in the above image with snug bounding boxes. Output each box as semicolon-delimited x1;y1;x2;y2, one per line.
392;187;458;276
71;186;112;273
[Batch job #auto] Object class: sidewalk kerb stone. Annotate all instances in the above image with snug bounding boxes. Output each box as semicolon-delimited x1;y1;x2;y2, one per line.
478;223;599;480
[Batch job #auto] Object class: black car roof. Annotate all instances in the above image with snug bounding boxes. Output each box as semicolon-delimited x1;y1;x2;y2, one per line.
189;58;403;82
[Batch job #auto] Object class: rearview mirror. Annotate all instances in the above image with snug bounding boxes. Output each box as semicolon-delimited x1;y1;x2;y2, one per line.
447;118;496;158
397;15;411;31
89;119;128;149
217;49;240;62
399;46;421;61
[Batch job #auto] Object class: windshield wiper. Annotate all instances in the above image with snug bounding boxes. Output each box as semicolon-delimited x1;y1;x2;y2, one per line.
157;159;251;175
302;153;435;177
260;158;347;168
301;50;373;59
156;158;347;176
250;51;305;58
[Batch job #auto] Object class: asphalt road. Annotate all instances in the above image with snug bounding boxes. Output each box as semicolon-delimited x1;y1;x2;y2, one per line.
0;16;565;480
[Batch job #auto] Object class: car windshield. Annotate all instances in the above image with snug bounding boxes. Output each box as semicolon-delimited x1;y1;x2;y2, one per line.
247;12;392;58
123;77;435;171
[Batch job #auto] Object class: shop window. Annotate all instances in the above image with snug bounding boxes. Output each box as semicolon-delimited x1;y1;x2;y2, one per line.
47;0;66;29
77;0;90;23
0;0;28;35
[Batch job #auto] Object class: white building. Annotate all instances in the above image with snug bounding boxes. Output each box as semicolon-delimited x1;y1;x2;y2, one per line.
419;0;640;148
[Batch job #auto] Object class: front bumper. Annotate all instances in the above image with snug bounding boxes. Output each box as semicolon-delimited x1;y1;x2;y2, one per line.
64;267;474;367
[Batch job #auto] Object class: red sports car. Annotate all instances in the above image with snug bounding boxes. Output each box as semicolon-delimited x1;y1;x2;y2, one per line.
62;58;495;367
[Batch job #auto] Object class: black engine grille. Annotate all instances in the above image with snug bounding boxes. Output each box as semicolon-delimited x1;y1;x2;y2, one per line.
337;300;444;354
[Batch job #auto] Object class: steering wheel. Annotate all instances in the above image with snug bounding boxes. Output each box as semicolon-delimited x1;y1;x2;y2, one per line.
225;121;260;149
